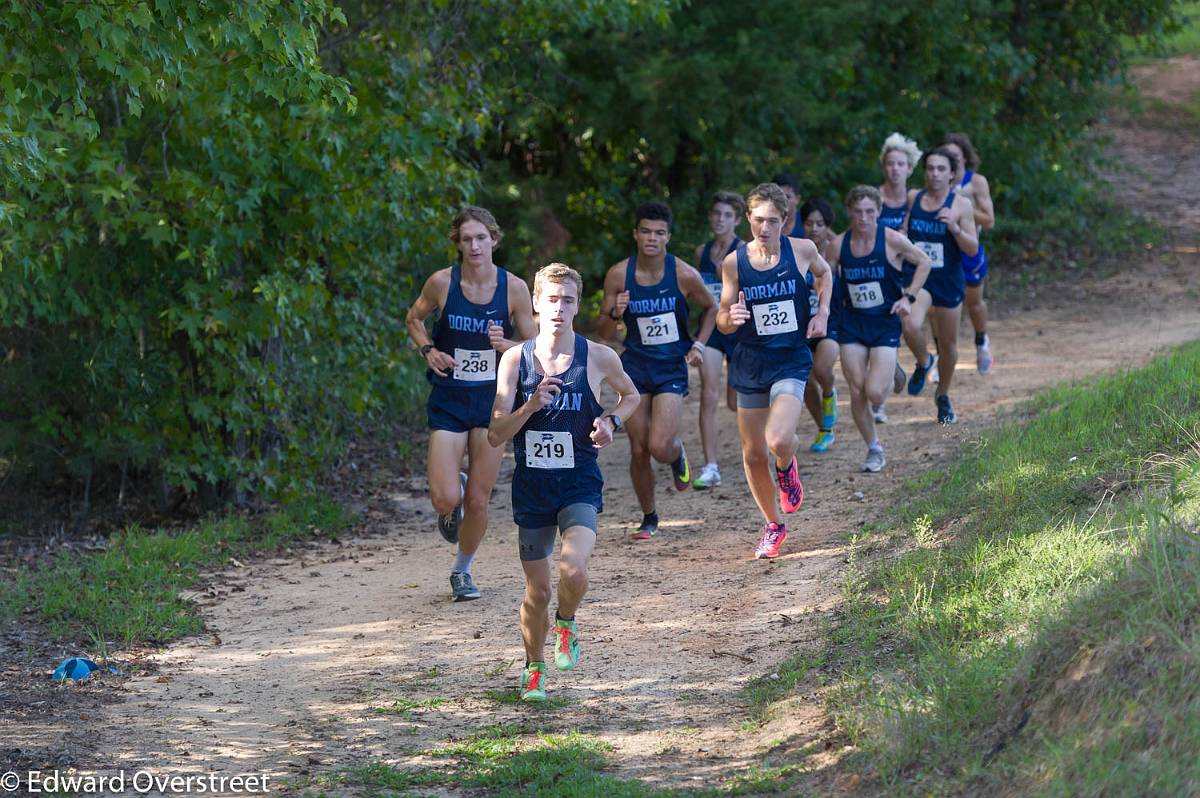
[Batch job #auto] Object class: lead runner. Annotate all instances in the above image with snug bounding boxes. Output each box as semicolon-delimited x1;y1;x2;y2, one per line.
489;263;639;702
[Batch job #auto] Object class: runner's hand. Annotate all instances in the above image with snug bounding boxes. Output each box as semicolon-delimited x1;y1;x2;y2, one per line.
590;416;614;448
525;375;562;412
890;297;912;317
806;308;828;339
729;290;750;326
614;290;630;316
685;342;704;367
488;320;506;351
935;206;961;234
425;347;456;377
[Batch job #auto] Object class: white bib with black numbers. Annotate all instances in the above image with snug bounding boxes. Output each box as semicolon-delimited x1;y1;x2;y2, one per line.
705;281;722;305
916;241;945;269
752;300;799;336
524;430;575;470
453;348;497;382
849;281;885;310
636;312;680;346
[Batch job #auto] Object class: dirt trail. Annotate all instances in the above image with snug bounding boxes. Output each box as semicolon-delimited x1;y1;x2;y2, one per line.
42;59;1200;796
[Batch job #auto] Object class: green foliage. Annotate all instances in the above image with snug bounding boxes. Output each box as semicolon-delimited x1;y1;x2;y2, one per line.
0;494;353;646
479;0;1176;282
819;342;1200;794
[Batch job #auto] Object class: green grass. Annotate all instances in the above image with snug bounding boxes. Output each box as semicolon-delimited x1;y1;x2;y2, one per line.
1126;1;1200;61
372;696;448;716
741;653;824;726
0;493;353;649
483;687;573;708
806;341;1200;795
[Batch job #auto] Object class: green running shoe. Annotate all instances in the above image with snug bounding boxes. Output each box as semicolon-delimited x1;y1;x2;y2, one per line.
521;661;547;702
554;618;580;671
670;442;691;491
821;388;838;430
809;429;834;453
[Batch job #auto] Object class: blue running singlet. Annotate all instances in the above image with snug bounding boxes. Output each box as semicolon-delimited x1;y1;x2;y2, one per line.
511;335;605;528
959;169;989;286
426;266;514;432
620;254;691;396
837;226;903;349
906;190;965;309
698;238;740;356
729;241;813;394
879;201;908;231
620;254;692;361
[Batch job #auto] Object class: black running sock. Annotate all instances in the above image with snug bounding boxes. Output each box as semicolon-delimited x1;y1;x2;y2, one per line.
642;511;658;529
975;331;986;346
555;612;575;622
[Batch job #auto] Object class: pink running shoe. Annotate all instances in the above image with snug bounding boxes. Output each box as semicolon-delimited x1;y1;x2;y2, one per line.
755;522;788;559
775;457;805;514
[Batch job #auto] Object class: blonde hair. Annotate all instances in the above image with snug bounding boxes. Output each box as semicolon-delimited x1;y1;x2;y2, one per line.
533;263;583;299
746;183;789;217
879;132;922;176
450;205;503;246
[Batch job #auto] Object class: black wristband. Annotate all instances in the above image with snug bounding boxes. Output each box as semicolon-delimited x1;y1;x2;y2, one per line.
608;307;621;321
420;343;434;356
904;293;916;303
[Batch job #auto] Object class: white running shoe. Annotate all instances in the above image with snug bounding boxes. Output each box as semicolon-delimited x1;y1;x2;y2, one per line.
872;404;889;424
692;462;721;489
977;335;994;375
862;447;886;473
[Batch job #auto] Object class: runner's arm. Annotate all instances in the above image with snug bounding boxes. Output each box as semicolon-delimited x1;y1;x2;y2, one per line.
590;343;640;442
948;195;979;256
596;263;627;342
716;251;742;334
404;270;456;375
489;278;537;352
885;227;932;308
971;174;995;230
678;261;717;346
489;346;549;447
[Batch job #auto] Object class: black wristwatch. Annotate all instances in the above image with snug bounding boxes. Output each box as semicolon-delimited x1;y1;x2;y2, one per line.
604;413;623;432
904;292;917;303
608;307;621;321
420;343;434;356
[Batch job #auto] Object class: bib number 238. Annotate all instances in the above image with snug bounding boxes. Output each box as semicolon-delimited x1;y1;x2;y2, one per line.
454;348;496;382
753;300;798;336
525;431;575;469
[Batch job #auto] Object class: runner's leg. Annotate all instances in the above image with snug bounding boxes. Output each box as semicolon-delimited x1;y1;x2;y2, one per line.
623;395;656;515
520;556;553;664
556;525;597;621
902;289;933;366
698;347;723;466
930;305;961;397
840;343;873;444
737;406;780;525
458;428;502;560
428;430;468;516
648;392;685;465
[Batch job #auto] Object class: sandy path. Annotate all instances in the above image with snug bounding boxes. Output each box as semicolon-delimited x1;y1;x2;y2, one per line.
51;56;1200;797
73;275;1198;795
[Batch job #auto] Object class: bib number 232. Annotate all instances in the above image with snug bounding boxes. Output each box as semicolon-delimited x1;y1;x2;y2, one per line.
753;300;798;336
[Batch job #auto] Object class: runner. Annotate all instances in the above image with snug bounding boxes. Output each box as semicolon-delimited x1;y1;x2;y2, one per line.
828;186;932;471
943;132;996;374
874;132;923;423
691;191;744;488
597;201;716;539
901;147;979;424
489;263;640;702
716;183;832;559
772;172;805;238
797;197;840;453
405;206;537;601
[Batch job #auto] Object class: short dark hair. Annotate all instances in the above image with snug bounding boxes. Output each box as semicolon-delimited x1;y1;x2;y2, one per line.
710;191;746;216
635;200;673;230
771;172;802;194
799;198;834;228
921;146;961;175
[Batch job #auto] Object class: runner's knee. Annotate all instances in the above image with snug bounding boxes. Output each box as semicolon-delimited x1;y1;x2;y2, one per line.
463;490;489;518
524;582;552;609
429;486;459;515
648;436;678;463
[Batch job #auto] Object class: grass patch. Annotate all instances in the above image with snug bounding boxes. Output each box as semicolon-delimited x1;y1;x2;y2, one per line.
741;653;824;726
304;724;669;797
483;687;573;708
813;341;1200;795
0;493;353;649
372;696;448;716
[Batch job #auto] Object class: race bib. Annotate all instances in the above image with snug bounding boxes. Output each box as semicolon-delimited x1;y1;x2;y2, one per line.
453;348;496;382
705;281;722;304
849;281;884;310
753;300;799;336
916;241;945;269
636;312;680;346
524;430;574;470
